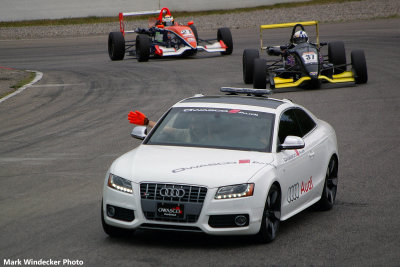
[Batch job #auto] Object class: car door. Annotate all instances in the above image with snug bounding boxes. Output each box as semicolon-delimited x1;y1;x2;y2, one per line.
293;108;328;201
276;109;314;220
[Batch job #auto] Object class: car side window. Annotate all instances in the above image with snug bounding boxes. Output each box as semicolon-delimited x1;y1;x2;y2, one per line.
293;108;316;136
278;109;302;144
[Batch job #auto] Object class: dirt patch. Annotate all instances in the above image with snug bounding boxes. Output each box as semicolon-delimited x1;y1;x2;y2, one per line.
0;67;33;98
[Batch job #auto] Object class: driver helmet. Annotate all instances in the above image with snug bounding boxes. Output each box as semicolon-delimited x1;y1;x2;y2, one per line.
162;15;174;26
293;30;308;44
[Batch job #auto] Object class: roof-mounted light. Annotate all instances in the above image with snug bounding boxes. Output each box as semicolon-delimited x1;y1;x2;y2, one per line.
220;87;273;96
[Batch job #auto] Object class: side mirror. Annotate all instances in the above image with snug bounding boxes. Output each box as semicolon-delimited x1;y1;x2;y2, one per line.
279;136;305;150
131;126;147;140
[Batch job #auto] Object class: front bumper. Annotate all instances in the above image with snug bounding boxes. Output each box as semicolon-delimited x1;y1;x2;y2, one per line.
102;182;265;235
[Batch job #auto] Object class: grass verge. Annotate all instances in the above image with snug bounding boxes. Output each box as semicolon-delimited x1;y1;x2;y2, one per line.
0;71;36;99
11;71;36;89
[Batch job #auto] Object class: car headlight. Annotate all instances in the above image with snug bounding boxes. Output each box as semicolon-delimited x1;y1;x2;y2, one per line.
107;173;133;194
215;183;254;199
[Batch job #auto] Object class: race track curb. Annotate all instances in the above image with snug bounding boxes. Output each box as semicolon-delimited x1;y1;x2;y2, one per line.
0;70;43;104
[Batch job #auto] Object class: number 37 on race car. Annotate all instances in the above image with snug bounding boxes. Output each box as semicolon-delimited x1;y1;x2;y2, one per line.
108;7;233;62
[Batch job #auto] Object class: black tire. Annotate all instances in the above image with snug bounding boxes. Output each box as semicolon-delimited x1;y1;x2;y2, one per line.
189;24;199;43
351;49;368;84
136;34;151;62
243;49;259;84
217;27;233;55
253;58;267;89
108;32;125;61
101;201;135;237
256;184;281;243
316;157;338;211
328;41;346;74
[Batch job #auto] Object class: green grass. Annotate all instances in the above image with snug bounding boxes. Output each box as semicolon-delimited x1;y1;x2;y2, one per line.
0;0;363;28
11;71;36;89
0;71;36;99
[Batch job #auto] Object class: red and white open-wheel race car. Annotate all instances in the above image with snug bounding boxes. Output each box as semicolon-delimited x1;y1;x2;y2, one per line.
108;7;233;62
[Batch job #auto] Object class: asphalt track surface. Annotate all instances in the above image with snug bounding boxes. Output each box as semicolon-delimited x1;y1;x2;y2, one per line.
0;19;399;266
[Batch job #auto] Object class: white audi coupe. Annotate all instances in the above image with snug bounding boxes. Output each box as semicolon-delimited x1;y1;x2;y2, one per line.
102;88;338;243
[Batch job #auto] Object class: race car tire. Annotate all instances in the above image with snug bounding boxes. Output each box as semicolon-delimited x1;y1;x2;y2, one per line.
189;24;199;44
351;49;368;84
108;32;125;61
217;27;233;55
136;34;151;62
328;41;346;74
253;58;267;89
315;156;338;211
256;184;281;243
243;49;259;84
101;200;135;237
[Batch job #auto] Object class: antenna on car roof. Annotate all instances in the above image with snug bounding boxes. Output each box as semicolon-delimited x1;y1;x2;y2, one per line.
220;87;273;97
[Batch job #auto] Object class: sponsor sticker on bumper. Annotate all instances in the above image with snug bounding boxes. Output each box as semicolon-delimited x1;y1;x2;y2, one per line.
157;203;184;218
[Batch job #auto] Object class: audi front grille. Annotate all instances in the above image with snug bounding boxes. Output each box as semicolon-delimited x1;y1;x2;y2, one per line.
140;183;207;203
140;183;208;223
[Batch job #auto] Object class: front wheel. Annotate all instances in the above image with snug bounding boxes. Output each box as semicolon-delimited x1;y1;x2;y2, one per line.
243;49;259;84
256;184;281;243
217;27;233;55
316;157;338;211
108;32;125;61
253;58;267;89
351;50;368;84
136;34;150;62
328;41;346;74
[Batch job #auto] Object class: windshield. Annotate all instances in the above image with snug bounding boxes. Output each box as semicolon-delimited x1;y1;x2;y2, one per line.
146;107;275;152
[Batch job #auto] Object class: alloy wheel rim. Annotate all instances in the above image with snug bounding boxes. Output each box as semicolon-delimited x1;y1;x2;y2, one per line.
325;159;338;205
265;189;280;239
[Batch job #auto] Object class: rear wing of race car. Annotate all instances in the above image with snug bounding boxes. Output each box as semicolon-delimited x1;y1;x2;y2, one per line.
119;10;161;36
260;21;319;50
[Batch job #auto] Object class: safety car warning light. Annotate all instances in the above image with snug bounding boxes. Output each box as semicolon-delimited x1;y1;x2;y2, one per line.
220;87;272;96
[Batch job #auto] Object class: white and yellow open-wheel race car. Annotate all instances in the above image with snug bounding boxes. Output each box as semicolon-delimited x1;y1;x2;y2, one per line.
243;21;367;89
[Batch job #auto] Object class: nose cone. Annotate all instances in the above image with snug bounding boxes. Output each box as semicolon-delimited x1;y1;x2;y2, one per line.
310;71;319;78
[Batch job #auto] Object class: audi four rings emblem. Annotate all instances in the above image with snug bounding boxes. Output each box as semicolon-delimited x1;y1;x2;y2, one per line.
159;187;186;198
287;183;300;203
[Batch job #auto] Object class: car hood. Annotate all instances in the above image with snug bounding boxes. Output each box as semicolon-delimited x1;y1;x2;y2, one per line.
110;145;274;188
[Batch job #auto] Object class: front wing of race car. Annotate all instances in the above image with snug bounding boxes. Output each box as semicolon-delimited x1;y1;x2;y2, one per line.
270;71;356;89
154;40;228;57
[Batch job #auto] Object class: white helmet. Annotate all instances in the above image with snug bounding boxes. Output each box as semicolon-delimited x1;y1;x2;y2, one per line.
162;15;174;26
293;30;308;44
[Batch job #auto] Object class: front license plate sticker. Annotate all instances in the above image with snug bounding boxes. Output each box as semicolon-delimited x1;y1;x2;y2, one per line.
157;203;184;218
